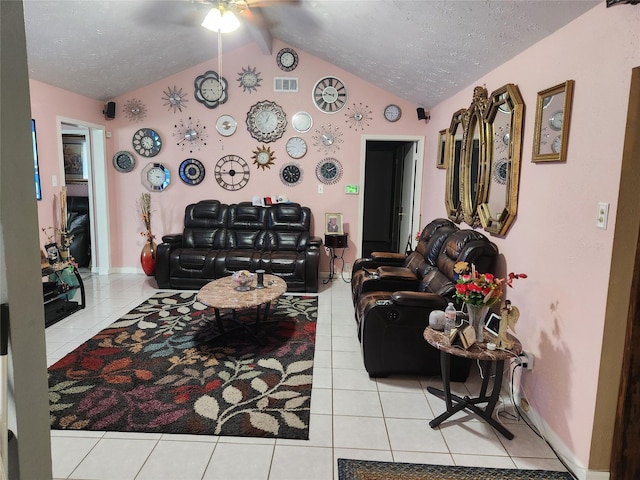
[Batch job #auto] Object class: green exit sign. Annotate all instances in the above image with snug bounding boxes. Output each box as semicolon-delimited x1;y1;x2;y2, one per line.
345;184;359;194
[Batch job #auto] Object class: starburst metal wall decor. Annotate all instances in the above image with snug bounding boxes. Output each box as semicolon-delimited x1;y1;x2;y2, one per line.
173;117;208;153
344;102;372;131
312;124;344;154
237;66;262;93
123;98;147;122
162;86;188;113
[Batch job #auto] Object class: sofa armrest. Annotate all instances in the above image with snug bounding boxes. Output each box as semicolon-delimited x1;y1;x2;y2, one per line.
370;251;407;263
391;291;448;310
309;236;322;248
155;234;183;288
161;234;183;247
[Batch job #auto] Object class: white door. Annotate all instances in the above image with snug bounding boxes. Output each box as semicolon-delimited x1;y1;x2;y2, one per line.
398;143;417;253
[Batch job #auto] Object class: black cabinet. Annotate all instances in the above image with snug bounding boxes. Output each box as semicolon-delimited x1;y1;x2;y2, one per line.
42;263;85;327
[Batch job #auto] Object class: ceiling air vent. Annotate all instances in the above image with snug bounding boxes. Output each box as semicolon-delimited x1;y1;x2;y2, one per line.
274;77;298;93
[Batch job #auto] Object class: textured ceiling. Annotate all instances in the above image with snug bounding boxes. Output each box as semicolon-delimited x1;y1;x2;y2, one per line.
23;0;601;108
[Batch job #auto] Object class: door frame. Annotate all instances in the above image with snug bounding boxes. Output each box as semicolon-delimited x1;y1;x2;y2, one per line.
56;116;111;274
357;134;424;259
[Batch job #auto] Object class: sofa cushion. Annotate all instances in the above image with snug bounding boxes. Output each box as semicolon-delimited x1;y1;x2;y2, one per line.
183;200;228;248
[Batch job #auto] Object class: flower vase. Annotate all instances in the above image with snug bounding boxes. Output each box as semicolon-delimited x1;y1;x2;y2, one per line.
140;239;156;276
466;304;490;343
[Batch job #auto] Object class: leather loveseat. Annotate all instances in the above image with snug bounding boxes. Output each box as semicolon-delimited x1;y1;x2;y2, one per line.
352;219;498;380
155;200;321;292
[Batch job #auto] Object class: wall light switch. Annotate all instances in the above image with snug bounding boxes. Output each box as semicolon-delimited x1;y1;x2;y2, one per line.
596;202;609;230
52;175;57;187
317;184;324;194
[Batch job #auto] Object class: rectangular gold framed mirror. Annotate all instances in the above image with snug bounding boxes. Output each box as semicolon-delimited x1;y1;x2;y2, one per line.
436;129;447;169
532;80;574;163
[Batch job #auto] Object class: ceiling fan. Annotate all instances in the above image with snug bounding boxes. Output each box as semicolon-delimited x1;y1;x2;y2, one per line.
190;0;297;53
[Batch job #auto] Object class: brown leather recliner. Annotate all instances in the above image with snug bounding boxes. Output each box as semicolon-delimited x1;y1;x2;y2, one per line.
351;218;459;305
354;228;499;379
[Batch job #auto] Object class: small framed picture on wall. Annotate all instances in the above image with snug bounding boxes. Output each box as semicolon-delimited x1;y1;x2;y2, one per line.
325;213;344;235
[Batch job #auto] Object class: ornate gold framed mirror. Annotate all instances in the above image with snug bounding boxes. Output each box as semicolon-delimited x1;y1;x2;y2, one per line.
444;109;465;222
461;86;489;226
479;83;524;236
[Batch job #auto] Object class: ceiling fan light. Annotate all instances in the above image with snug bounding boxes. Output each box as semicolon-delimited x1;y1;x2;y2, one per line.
201;7;240;33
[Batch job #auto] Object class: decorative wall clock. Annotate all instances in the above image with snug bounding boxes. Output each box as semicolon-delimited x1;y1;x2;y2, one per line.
174;117;208;153
141;162;170;192
276;48;299;72
313;124;344;154
194;70;228;109
112;151;135;173
286;136;307;159
214;155;250;191
252;145;276;170
132;128;162;157
383;104;402;122
179;158;205;185
313;76;348;113
216;114;237;137
162;85;188;113
315;157;343;185
237;66;262;93
280;163;303;187
123;98;147;123
344;102;372;131
291;111;313;133
246;100;287;142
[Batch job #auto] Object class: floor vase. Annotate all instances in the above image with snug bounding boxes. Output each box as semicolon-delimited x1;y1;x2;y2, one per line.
140;239;156;276
466;303;490;343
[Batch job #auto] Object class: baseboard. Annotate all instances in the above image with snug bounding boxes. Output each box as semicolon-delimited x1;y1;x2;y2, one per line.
513;386;610;480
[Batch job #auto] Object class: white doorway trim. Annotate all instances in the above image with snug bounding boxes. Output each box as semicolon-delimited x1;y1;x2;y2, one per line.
358;134;425;259
56;116;111;274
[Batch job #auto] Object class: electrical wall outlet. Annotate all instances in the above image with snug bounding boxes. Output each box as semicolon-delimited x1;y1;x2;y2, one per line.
596;202;609;229
519;351;535;370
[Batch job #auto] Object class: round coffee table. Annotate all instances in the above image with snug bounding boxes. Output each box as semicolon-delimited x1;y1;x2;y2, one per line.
197;274;287;342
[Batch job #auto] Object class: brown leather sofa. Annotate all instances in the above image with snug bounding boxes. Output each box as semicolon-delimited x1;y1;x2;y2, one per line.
352;221;499;380
155;200;321;292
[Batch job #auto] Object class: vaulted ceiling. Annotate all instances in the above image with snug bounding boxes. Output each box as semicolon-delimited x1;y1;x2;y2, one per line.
23;0;601;109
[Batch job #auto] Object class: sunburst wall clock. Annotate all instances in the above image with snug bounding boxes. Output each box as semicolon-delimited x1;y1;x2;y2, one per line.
313;124;344;154
345;102;372;131
173;117;208;153
162;85;188;113
252;145;276;170
123;98;147;122
237;66;262;93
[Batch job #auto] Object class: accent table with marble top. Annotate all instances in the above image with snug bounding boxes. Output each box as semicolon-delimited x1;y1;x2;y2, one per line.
197;274;287;342
423;326;522;440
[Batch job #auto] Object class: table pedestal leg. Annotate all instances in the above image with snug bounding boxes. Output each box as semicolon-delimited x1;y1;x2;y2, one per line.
428;351;513;440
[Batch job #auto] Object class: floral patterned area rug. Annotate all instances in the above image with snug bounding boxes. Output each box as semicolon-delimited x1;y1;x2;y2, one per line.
48;292;317;439
337;459;575;480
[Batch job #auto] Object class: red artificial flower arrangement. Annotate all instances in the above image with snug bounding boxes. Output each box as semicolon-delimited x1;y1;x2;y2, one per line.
453;262;527;306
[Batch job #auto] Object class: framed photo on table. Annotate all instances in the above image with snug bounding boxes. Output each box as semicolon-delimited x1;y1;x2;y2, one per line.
325;213;344;235
532;80;574;163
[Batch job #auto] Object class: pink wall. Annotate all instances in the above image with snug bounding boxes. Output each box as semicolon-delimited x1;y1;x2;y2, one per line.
422;3;639;471
29;80;104;247
101;40;426;270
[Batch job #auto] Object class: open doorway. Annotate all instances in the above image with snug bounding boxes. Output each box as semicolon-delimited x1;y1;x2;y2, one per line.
357;135;424;258
56;116;111;275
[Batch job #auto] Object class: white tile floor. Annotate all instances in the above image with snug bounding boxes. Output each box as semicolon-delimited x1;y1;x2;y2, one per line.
46;272;570;480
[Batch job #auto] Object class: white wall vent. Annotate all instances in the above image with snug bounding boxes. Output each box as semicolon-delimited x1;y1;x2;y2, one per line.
274;77;299;93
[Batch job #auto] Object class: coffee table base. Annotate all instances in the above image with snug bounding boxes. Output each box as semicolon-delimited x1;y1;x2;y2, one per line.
212;301;274;344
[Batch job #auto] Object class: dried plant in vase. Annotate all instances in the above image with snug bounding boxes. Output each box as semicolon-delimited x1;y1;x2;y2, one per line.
137;192;156;276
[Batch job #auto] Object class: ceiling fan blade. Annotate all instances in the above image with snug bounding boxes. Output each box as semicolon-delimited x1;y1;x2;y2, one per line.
244;0;299;8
